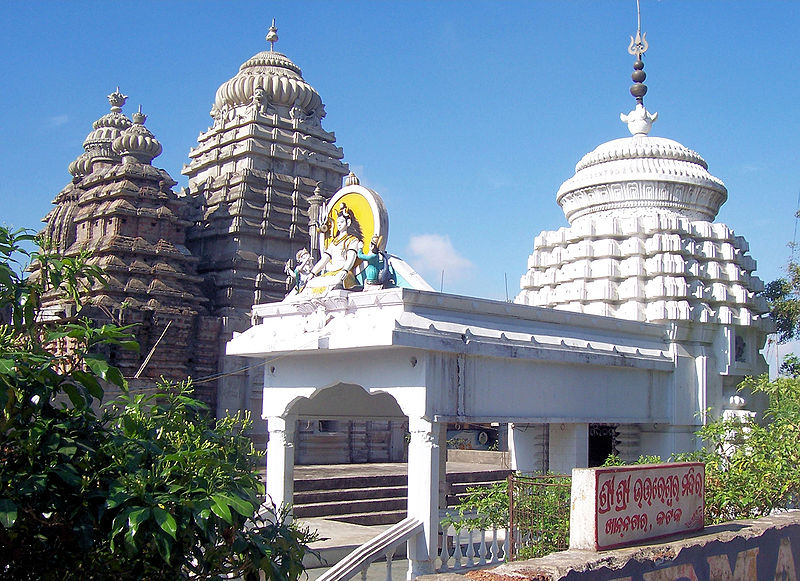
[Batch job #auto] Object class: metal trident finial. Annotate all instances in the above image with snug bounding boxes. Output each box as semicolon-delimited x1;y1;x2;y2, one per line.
627;0;648;59
266;19;278;51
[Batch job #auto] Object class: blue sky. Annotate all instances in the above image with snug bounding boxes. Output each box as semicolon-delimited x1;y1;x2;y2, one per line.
2;1;799;322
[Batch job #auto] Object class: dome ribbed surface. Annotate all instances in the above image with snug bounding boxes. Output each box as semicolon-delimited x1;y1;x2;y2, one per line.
213;50;321;113
557;135;727;225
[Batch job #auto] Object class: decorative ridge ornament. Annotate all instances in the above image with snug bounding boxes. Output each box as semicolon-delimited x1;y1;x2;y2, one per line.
70;89;134;176
627;0;648;60
620;0;658;136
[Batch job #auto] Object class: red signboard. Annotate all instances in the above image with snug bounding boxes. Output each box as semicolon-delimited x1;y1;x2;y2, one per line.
593;462;704;550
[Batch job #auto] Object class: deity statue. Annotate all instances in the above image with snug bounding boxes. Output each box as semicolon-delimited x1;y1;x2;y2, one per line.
304;202;363;292
284;248;314;294
250;87;270;116
357;234;391;289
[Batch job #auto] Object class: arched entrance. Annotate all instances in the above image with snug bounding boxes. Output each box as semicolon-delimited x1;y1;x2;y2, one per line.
290;383;408;464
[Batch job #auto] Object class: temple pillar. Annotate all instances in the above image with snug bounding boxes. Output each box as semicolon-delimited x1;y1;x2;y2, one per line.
266;414;297;518
406;417;442;579
508;423;548;474
548;423;588;475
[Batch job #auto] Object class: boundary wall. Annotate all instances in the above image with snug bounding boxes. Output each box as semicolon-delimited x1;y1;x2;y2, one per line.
418;510;800;581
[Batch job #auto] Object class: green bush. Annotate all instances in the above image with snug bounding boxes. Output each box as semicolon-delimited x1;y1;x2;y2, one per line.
606;372;800;525
685;372;800;524
0;227;314;580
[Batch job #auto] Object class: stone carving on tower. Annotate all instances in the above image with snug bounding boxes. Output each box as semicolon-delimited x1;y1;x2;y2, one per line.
38;91;219;404
183;22;349;318
181;21;349;420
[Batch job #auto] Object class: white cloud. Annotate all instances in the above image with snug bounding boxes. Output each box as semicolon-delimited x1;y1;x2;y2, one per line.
405;234;474;289
45;115;69;128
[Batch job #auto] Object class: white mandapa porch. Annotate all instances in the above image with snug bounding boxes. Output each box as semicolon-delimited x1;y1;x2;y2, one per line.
227;287;680;577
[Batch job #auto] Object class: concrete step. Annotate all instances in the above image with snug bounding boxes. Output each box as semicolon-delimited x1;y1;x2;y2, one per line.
446;469;511;484
294;485;408;504
292;463;512;523
449;480;507;495
294;473;407;491
295;497;407;519
329;509;408;526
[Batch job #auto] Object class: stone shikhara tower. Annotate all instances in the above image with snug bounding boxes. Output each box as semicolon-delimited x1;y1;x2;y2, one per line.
39;25;349;423
183;24;348;315
39;90;219;402
182;24;349;416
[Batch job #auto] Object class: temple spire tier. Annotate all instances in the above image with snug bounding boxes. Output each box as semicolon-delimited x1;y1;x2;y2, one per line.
39;92;219;404
183;26;349;313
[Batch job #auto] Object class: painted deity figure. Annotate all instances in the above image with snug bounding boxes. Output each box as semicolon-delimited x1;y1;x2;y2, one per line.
305;203;363;292
284;248;314;294
357;234;391;289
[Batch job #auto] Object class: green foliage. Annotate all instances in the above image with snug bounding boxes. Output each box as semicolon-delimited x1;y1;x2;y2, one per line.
441;481;508;531
763;260;800;342
779;353;800;378
442;475;571;561
686;372;800;524
606;371;800;525
601;454;663;467
0;227;314;580
511;476;570;560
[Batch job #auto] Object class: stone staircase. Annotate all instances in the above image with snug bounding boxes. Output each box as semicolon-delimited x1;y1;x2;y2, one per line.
293;465;511;526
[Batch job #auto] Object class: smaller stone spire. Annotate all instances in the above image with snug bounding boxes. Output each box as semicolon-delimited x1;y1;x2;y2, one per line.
113;105;163;165
620;0;657;136
266;19;278;51
70;89;133;177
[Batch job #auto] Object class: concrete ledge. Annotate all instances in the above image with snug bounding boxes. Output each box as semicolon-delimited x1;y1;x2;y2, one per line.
418;510;800;581
446;450;510;466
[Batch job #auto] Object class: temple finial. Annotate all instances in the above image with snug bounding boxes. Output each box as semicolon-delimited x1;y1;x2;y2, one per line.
627;0;649;106
620;0;657;136
133;104;146;125
107;87;128;113
266;19;278;51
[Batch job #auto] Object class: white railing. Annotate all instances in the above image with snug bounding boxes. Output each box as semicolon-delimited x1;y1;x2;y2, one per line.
316;517;422;581
314;518;507;581
436;523;507;573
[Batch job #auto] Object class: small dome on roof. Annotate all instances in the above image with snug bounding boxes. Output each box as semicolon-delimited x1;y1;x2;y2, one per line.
113;107;162;165
69;89;132;177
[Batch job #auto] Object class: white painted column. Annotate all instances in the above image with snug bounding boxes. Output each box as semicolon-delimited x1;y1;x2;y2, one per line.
266;414;297;518
508;423;547;473
406;416;441;579
548;423;588;475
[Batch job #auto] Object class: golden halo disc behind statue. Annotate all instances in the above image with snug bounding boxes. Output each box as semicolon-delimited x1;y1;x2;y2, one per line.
319;183;389;278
